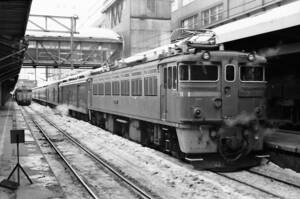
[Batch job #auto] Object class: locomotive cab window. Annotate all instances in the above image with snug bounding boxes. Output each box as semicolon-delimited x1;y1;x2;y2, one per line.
179;64;218;81
179;64;189;80
225;65;235;81
240;66;264;82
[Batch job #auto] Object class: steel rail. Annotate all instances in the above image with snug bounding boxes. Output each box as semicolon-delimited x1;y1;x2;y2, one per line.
247;169;300;189
277;129;300;135
22;108;99;199
29;107;154;199
215;172;285;199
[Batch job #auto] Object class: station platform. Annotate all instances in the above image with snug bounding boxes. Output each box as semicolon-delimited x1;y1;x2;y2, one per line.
0;101;64;199
264;129;300;154
264;129;300;172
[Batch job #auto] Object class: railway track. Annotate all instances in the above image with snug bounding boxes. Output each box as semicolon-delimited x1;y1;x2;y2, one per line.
25;103;300;199
214;168;300;199
247;169;300;189
277;129;300;135
22;106;156;199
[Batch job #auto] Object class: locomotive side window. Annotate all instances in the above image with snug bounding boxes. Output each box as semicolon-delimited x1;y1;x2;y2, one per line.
112;81;120;95
121;80;130;96
173;66;177;89
168;67;172;89
240;66;264;81
226;65;235;81
105;82;111;95
99;83;104;95
131;78;142;96
163;68;167;89
93;84;97;95
144;76;158;96
96;84;100;95
179;65;189;80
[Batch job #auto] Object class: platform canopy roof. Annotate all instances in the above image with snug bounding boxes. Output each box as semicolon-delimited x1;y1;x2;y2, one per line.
213;0;300;44
0;0;32;83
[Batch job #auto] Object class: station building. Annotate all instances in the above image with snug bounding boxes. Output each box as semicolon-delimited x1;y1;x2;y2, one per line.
98;0;171;57
171;0;295;30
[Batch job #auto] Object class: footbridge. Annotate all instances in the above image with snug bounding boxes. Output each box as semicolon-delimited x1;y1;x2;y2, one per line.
23;34;122;69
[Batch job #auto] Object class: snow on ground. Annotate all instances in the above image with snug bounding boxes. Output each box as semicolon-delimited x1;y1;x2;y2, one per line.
31;103;300;199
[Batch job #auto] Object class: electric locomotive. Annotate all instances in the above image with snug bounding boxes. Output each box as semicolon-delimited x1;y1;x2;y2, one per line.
33;29;267;170
88;29;267;170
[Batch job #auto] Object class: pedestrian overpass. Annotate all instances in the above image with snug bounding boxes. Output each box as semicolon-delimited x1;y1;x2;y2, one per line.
23;34;122;69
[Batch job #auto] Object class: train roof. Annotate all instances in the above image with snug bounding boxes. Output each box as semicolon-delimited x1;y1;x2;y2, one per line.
33;29;267;89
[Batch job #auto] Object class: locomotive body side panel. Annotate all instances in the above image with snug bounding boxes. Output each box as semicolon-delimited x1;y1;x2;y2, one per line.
90;63;162;122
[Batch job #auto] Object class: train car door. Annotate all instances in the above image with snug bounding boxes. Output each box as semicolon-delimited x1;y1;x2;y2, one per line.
221;62;239;118
160;64;167;120
87;79;92;107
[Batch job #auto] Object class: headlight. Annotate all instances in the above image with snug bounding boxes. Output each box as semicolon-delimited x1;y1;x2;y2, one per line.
193;107;202;118
202;51;211;60
247;53;255;61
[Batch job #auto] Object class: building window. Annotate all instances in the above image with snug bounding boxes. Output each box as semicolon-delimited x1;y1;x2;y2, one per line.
147;0;156;13
106;0;123;28
202;4;223;26
181;14;198;29
182;0;194;6
171;0;178;12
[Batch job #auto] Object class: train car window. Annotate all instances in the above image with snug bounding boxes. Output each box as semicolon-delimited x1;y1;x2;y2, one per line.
179;65;189;80
112;81;120;95
96;84;99;95
139;79;142;96
240;66;264;81
226;65;235;81
53;88;56;101
154;76;158;95
190;65;218;81
163;68;167;89
131;79;135;96
149;77;153;95
172;66;177;89
105;82;111;95
144;77;148;95
92;84;96;95
168;67;172;89
99;83;104;95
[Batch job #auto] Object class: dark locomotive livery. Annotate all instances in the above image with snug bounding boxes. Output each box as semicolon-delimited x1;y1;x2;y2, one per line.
33;30;267;170
14;86;32;106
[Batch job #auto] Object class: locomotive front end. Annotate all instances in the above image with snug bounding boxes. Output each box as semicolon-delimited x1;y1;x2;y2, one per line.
175;51;267;170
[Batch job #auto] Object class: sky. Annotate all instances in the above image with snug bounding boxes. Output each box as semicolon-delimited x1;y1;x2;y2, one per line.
29;0;103;29
21;0;105;85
